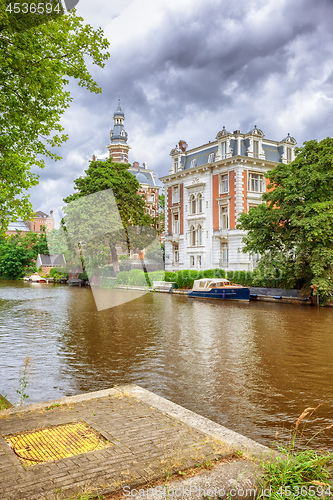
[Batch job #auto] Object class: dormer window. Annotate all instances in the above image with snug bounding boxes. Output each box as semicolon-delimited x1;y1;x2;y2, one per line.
208;152;215;163
190;159;197;168
174;159;179;172
253;140;259;158
287;147;292;162
221;142;226;159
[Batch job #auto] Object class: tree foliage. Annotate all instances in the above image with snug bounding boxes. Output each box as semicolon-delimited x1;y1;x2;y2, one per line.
64;158;154;230
63;158;156;274
0;1;110;233
237;138;333;303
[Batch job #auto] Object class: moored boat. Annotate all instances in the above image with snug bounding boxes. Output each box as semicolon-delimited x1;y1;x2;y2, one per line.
29;273;46;283
188;278;250;301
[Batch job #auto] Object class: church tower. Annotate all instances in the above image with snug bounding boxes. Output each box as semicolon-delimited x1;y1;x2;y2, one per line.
107;99;131;163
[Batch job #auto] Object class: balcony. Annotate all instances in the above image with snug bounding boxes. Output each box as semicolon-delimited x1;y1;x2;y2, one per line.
213;227;229;239
165;232;180;242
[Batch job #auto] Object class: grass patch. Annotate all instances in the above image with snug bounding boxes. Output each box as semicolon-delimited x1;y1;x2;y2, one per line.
258;405;333;499
0;393;12;410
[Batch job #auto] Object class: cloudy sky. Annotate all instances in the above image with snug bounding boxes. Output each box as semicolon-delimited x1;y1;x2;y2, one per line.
30;0;333;226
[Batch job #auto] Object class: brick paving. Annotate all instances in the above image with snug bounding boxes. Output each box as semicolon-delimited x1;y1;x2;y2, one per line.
0;387;234;500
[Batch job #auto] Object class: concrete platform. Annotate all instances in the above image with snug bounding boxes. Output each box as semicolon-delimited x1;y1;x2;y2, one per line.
0;385;273;499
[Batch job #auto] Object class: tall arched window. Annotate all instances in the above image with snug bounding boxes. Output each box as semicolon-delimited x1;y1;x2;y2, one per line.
197;225;202;246
190;195;196;214
190;226;196;246
197;193;203;213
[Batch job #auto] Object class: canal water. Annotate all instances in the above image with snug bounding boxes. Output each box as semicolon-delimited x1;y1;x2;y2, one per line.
1;280;333;450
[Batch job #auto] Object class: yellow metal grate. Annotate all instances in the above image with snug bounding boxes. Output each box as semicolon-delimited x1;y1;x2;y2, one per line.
4;421;112;467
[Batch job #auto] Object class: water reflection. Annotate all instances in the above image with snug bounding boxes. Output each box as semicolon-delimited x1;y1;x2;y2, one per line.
1;281;333;449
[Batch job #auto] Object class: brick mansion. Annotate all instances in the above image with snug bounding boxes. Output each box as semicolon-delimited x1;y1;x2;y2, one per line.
160;127;296;272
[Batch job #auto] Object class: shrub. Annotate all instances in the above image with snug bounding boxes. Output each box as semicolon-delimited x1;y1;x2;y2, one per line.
227;270;253;287
164;271;177;283
212;268;226;278
115;271;130;285
148;271;165;283
49;267;67;278
176;269;205;288
128;269;147;286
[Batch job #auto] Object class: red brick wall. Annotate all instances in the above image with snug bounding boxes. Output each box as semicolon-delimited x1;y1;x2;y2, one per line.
108;146;128;163
266;176;273;192
229;170;236;229
213;174;219;230
179;183;183;234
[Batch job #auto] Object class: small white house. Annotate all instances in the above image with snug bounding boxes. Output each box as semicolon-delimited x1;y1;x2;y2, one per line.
36;254;66;274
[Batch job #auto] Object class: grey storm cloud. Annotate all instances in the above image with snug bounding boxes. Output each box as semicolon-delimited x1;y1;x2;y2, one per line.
29;0;333;222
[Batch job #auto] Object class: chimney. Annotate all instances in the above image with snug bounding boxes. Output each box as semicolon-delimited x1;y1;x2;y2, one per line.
92;154;96;161
50;210;54;217
133;161;139;169
178;140;188;152
142;162;147;169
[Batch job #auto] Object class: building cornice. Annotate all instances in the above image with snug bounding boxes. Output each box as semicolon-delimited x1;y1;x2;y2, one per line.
159;155;278;183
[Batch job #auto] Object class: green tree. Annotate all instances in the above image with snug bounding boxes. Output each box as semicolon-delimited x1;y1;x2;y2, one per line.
0;1;110;234
63;158;155;273
237;138;333;303
0;231;48;279
64;159;153;229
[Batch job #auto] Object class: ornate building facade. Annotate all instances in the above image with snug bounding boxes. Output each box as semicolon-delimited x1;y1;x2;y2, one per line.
160;127;296;272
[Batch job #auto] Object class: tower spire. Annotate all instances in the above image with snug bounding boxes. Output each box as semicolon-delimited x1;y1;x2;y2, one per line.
107;99;131;163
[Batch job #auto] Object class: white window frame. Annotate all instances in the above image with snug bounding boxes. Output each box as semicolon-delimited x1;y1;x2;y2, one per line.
190;159;197;168
248;173;264;193
190;255;195;267
253;140;259;158
197;225;202;246
173;185;179;203
221;141;227;159
190;226;196;246
174;244;179;263
220;206;228;230
197;193;203;213
221;243;228;264
220;173;228;194
190;194;196;214
173;213;179;234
